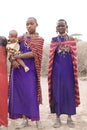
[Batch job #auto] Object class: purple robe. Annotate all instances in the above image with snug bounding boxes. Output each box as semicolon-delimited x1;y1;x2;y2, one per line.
51;36;76;115
9;37;39;121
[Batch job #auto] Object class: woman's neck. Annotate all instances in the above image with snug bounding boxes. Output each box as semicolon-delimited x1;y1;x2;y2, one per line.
57;33;69;41
58;32;67;38
25;32;39;37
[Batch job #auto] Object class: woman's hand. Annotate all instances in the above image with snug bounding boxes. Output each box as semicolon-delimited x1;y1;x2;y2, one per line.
13;54;19;59
12;60;20;68
9;55;20;68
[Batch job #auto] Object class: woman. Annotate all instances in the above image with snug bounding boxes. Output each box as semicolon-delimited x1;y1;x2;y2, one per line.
8;17;44;129
0;36;8;128
48;19;80;128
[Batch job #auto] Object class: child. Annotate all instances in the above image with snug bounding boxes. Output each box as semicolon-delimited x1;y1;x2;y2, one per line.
0;36;8;128
8;17;44;129
48;19;80;128
7;30;29;72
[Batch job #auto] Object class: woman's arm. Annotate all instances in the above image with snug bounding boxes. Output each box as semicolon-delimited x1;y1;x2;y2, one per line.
14;51;34;59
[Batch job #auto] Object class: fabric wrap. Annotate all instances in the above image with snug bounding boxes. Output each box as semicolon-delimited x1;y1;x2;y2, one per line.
19;36;44;104
48;40;80;108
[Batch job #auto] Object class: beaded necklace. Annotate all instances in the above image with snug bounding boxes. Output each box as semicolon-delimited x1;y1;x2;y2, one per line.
57;33;69;42
57;34;70;54
24;32;38;48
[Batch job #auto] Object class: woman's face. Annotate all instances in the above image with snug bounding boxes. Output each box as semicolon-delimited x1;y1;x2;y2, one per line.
56;21;66;34
26;19;37;34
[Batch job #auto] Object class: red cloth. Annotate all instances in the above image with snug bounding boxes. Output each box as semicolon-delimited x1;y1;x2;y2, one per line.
19;35;44;104
0;46;8;126
48;40;80;107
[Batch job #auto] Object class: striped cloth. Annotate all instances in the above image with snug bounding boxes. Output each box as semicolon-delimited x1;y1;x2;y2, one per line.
48;40;80;107
19;35;44;104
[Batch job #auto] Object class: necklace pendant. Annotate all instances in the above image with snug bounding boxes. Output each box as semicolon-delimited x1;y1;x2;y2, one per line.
24;39;30;49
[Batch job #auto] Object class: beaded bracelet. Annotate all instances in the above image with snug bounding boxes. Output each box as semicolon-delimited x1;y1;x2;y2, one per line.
18;53;22;58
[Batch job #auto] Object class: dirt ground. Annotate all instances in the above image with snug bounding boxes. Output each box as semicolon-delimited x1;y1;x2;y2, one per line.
3;76;87;130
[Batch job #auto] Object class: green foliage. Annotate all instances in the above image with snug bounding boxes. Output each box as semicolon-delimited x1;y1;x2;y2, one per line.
71;33;82;36
70;33;83;42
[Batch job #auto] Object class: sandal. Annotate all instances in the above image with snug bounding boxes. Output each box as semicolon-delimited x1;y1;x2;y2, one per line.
53;118;61;128
36;121;44;129
67;118;75;128
15;119;29;129
0;125;7;129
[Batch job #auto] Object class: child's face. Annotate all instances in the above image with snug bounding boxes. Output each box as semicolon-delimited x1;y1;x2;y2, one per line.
26;19;37;34
56;21;66;34
9;33;18;43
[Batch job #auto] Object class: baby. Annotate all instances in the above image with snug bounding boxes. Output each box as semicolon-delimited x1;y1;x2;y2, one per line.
6;30;29;72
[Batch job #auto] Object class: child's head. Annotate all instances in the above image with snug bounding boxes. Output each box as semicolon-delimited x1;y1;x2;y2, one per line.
56;19;68;34
26;17;38;34
0;36;7;45
9;30;18;43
